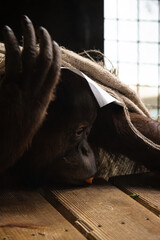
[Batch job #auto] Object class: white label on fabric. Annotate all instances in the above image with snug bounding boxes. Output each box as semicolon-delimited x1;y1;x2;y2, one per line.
61;67;122;108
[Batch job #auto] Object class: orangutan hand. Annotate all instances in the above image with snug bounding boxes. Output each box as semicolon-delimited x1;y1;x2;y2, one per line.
0;16;61;172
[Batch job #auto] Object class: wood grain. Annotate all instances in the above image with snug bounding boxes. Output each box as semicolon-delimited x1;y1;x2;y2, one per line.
44;180;160;240
0;190;86;240
111;172;160;216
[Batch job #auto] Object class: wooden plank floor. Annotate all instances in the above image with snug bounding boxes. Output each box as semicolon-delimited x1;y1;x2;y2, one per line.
0;191;86;240
0;173;160;240
111;172;160;217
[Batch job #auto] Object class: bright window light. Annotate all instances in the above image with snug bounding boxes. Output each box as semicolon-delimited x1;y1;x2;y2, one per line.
104;0;160;118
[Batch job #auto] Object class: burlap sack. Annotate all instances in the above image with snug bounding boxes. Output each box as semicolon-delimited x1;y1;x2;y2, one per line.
1;43;159;180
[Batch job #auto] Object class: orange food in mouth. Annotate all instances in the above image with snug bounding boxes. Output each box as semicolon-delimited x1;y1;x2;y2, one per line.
85;177;94;184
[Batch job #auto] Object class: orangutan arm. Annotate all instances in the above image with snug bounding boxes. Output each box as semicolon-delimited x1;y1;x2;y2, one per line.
0;16;61;172
89;104;160;170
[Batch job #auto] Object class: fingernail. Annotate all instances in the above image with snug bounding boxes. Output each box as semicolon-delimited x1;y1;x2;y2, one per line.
22;15;31;26
3;25;12;33
37;26;45;37
53;40;59;47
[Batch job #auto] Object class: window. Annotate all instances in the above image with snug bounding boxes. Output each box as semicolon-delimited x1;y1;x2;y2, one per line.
104;0;160;118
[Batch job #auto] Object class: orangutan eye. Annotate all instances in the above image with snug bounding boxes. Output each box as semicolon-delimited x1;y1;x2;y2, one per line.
76;125;87;136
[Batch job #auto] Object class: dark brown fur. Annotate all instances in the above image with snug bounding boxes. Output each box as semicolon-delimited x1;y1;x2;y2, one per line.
0;17;160;187
0;16;60;173
89;104;160;171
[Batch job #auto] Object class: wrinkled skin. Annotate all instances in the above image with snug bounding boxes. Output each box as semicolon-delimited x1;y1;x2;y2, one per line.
0;17;160;188
6;69;98;186
0;16;61;173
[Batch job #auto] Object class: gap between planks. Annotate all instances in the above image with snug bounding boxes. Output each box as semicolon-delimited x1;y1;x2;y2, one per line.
0;190;86;240
110;172;160;217
41;178;160;240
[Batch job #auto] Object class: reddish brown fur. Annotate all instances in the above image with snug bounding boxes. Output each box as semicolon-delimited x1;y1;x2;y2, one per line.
0;16;61;173
89;104;160;171
0;17;160;188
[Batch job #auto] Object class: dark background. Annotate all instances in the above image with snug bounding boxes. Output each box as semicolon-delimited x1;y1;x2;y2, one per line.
0;0;103;52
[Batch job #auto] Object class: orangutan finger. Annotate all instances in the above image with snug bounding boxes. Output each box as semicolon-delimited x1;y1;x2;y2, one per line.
32;27;53;95
21;15;37;73
3;26;21;81
42;41;61;94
